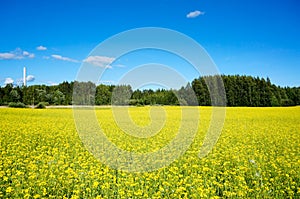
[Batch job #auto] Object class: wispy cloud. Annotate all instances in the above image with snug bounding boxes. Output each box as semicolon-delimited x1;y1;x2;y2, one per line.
42;56;50;60
186;10;205;18
0;48;35;60
114;64;126;68
84;56;115;68
4;77;14;84
36;45;47;51
99;80;116;85
47;81;58;86
51;54;79;63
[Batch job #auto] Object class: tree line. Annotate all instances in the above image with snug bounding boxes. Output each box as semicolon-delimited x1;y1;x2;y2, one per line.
0;75;299;107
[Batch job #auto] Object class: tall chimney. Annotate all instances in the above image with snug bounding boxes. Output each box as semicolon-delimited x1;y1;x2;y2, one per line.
23;67;26;86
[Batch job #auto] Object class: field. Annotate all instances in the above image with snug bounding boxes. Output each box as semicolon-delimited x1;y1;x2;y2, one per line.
0;106;299;198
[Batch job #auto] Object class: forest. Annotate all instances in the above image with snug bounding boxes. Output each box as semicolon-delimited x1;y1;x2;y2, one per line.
0;75;299;107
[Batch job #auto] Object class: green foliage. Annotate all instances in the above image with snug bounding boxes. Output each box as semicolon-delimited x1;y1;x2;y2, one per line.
8;102;27;108
10;90;20;102
72;81;96;105
95;84;112;105
1;75;300;107
192;75;300;107
35;102;49;109
177;83;198;106
111;85;133;105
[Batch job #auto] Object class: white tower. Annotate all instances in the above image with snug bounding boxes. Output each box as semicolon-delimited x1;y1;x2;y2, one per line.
23;67;26;86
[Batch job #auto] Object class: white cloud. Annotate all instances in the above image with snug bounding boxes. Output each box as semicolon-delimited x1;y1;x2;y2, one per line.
4;78;14;84
26;75;35;82
23;51;29;56
36;45;47;51
186;10;205;18
0;53;16;60
13;75;35;85
51;54;79;63
23;51;35;58
0;48;35;60
83;56;115;68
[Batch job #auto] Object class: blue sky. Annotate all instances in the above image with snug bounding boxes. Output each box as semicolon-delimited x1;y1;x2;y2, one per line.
0;0;299;88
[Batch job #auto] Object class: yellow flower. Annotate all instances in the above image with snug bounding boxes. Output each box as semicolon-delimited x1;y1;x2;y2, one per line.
42;188;47;196
33;194;41;199
6;187;13;194
71;195;80;199
93;181;99;188
0;106;299;198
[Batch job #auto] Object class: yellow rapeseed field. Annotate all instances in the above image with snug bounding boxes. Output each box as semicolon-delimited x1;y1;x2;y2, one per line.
0;107;299;198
